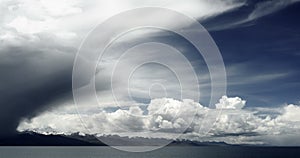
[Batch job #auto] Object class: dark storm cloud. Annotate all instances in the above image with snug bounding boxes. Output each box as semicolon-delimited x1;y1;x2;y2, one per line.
0;32;75;136
0;0;299;138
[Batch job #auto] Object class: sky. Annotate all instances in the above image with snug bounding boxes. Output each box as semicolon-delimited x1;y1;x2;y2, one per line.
1;0;300;146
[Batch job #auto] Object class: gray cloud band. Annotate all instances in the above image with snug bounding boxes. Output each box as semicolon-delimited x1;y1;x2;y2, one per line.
72;7;227;152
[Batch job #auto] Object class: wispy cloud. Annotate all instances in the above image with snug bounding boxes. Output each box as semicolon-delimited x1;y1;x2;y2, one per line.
210;0;300;30
248;0;300;21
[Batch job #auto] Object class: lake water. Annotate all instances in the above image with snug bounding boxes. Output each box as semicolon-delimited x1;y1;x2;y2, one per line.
0;146;299;158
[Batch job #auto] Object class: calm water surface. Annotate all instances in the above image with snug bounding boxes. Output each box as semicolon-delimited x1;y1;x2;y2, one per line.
0;146;299;158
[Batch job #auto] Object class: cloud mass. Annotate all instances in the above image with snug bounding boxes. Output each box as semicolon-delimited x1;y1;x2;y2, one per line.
18;96;300;146
0;0;299;147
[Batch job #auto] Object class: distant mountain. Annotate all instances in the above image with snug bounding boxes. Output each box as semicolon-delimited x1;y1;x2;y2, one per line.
0;132;229;146
67;132;230;146
0;132;102;146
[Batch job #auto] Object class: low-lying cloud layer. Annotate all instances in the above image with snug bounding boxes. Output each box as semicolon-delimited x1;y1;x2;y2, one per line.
18;96;300;146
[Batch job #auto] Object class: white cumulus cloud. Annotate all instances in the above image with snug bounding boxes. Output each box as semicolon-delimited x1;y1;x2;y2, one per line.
17;96;300;146
215;96;246;109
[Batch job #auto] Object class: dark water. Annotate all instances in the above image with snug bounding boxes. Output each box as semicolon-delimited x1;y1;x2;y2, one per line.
0;146;299;158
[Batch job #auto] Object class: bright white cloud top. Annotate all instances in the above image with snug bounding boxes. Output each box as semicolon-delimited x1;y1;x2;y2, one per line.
18;96;300;146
